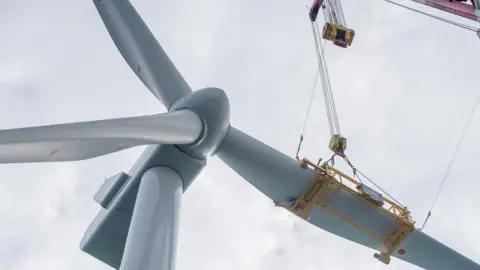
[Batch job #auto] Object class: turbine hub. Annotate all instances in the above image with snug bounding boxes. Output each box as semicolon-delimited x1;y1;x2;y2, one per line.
170;87;230;159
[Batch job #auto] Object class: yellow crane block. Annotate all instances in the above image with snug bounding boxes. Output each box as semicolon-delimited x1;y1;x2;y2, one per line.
328;134;347;156
277;157;415;265
322;23;355;48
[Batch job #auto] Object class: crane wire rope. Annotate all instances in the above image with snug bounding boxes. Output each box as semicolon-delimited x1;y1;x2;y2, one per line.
312;23;334;136
299;36;330;138
333;0;347;26
348;158;406;207
301;70;320;137
296;38;330;157
295;5;338;158
312;21;342;137
420;94;480;230
297;1;405;210
318;0;344;134
385;0;479;33
296;68;321;158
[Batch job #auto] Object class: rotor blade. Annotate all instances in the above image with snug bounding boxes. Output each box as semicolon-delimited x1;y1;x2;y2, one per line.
93;0;192;108
216;126;480;269
392;230;480;269
0;110;201;163
216;126;316;204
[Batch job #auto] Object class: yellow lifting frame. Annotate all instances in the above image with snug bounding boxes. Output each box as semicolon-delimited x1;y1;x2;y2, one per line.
276;157;415;265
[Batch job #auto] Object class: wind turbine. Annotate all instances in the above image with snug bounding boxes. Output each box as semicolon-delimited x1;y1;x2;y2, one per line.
1;1;479;270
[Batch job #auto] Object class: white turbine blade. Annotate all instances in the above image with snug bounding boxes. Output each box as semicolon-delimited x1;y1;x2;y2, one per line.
216;126;313;204
0;110;201;163
217;127;480;269
392;230;480;269
93;0;192;108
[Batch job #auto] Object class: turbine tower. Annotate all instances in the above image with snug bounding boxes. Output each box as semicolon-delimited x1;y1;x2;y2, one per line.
0;1;479;269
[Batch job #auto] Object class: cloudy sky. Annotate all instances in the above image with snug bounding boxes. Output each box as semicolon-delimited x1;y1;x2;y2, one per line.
1;0;480;269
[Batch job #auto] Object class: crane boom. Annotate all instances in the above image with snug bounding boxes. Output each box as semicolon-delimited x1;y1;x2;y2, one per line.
385;0;480;38
410;0;480;21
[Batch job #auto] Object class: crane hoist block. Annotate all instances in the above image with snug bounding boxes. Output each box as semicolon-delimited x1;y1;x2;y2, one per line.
328;134;347;155
322;23;355;48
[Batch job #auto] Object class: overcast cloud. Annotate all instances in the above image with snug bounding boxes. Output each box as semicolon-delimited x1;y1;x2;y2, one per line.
1;0;480;269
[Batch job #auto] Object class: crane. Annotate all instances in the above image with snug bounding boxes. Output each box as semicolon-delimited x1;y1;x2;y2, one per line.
288;0;480;268
385;0;480;37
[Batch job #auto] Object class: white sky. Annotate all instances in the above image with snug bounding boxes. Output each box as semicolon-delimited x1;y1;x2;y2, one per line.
1;0;480;269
